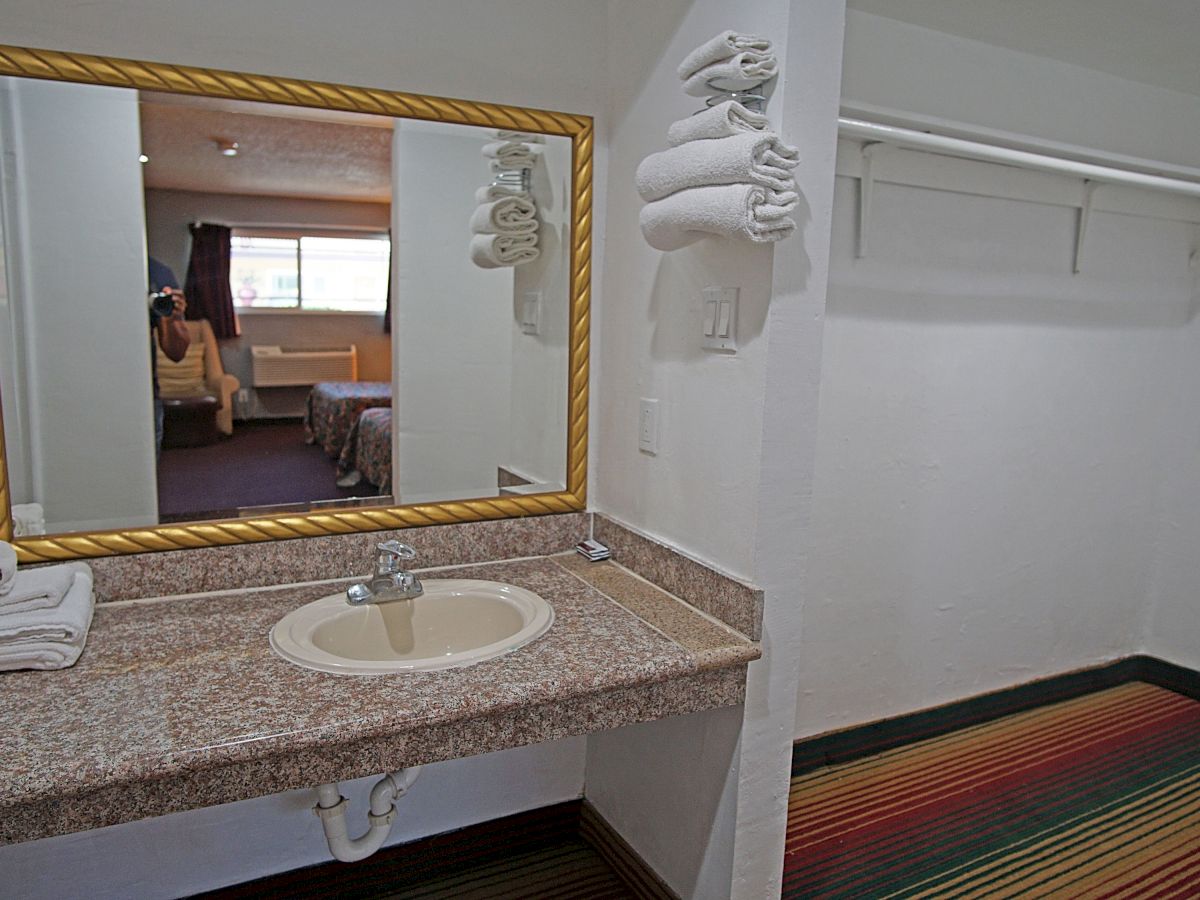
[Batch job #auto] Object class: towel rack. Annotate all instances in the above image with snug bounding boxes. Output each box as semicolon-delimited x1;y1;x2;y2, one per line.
491;167;531;193
695;80;768;116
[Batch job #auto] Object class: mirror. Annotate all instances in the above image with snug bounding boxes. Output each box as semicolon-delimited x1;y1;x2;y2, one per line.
0;46;591;562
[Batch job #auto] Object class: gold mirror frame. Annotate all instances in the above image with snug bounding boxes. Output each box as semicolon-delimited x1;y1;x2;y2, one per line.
0;45;590;563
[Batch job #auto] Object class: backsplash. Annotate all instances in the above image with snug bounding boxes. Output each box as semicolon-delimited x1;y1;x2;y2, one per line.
87;513;590;601
593;515;763;640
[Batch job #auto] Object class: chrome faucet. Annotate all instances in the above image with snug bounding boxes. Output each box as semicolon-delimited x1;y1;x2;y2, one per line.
346;541;424;606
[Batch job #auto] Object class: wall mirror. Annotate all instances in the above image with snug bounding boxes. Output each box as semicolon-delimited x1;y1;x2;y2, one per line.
0;46;591;563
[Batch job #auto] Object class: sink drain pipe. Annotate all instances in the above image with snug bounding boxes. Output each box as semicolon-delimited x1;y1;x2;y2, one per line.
313;767;422;862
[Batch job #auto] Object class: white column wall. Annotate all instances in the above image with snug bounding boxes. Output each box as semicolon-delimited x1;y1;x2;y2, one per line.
587;2;845;898
1;78;156;533
391;124;512;503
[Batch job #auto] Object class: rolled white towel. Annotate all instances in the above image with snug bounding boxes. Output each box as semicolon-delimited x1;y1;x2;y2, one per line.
639;183;798;251
11;503;45;537
677;31;773;81
0;565;94;671
0;541;15;596
0;563;83;614
470;233;540;269
475;185;531;205
470;196;539;236
495;130;545;144
482;141;540;169
636;132;800;202
683;53;779;96
667;100;770;146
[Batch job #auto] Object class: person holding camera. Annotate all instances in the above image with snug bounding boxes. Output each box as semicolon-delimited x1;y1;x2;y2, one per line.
148;257;191;454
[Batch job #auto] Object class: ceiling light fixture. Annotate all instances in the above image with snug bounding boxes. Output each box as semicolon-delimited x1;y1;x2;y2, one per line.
138;154;149;164
216;139;240;157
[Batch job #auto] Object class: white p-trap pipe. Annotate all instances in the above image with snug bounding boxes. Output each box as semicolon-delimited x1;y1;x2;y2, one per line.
313;767;422;863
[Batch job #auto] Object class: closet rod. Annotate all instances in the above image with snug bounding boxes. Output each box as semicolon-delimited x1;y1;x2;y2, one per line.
838;118;1200;200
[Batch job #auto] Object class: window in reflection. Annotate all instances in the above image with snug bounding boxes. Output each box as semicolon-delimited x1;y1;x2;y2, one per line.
230;232;390;312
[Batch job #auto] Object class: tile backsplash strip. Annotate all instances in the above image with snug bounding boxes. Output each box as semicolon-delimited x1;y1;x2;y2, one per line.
86;512;590;602
592;515;763;640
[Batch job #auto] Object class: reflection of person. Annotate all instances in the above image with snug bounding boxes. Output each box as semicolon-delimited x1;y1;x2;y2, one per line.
148;257;191;454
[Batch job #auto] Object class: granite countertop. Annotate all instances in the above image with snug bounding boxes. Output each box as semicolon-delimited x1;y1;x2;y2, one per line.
0;553;758;845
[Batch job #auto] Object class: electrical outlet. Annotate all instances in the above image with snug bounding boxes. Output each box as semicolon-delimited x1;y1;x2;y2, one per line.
638;398;658;455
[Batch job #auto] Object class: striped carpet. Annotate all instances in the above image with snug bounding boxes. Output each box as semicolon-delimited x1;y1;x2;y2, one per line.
784;681;1200;898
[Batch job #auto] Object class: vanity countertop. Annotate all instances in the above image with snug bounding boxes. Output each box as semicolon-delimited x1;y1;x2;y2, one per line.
0;553;758;844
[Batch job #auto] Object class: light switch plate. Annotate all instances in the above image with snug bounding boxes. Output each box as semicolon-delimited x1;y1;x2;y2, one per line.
702;287;738;351
521;292;541;335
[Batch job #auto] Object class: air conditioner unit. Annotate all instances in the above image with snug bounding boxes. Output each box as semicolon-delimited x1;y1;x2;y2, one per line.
251;345;358;387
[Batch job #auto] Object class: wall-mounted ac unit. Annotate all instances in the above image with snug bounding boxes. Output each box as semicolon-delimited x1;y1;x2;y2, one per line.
251;345;358;387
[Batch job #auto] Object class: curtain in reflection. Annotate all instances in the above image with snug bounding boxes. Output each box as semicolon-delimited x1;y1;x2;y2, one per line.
184;223;240;339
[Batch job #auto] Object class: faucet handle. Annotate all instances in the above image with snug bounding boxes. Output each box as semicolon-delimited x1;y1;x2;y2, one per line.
375;541;416;574
377;541;416;561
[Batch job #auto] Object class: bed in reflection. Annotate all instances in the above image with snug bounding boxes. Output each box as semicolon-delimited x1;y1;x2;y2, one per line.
303;381;393;458
338;407;393;493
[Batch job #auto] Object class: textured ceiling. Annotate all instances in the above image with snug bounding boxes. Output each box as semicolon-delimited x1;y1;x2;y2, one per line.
848;0;1200;97
139;96;393;203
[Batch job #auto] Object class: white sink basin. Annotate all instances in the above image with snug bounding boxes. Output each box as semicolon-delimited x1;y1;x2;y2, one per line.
269;579;554;675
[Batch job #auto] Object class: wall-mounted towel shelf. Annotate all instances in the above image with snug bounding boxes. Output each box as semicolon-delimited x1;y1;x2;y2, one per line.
839;115;1200;272
491;168;531;194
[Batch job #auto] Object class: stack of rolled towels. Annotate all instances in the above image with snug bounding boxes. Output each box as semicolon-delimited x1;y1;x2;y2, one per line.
0;541;95;671
470;132;542;269
637;30;800;251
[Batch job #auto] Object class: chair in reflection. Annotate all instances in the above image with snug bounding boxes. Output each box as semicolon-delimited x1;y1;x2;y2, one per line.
156;318;240;447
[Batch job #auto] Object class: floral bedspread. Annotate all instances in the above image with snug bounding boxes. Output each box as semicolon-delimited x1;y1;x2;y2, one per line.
304;381;392;458
338;406;392;493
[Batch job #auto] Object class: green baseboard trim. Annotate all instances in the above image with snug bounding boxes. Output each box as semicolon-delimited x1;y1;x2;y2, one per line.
791;655;1200;777
1132;654;1200;700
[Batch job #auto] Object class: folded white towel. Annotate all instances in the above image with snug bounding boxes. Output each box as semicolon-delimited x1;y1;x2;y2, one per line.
470;233;540;269
639;183;798;251
11;503;45;537
668;100;770;146
0;563;80;614
0;640;86;670
495;130;545;144
683;53;779;96
0;565;94;671
677;31;773;81
482;141;540;170
0;541;15;596
470;196;539;235
475;185;531;205
635;132;800;202
0;564;93;643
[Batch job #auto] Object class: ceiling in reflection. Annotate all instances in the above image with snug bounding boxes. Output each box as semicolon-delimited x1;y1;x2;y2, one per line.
138;94;393;202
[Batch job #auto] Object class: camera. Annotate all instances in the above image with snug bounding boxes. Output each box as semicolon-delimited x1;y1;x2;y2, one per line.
149;291;176;317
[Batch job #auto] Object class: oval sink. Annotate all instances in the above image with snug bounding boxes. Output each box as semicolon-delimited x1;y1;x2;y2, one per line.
269;579;554;675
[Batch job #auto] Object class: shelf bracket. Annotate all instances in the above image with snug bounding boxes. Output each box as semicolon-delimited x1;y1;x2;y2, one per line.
857;142;884;259
1073;180;1099;275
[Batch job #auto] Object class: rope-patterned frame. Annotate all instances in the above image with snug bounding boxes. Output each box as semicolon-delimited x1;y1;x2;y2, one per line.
0;45;591;563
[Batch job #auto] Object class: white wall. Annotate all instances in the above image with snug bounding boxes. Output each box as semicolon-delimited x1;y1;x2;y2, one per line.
0;2;609;895
0;78;157;533
794;10;1200;739
508;137;571;488
800;173;1197;737
588;2;845;898
842;9;1200;172
391;123;513;503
